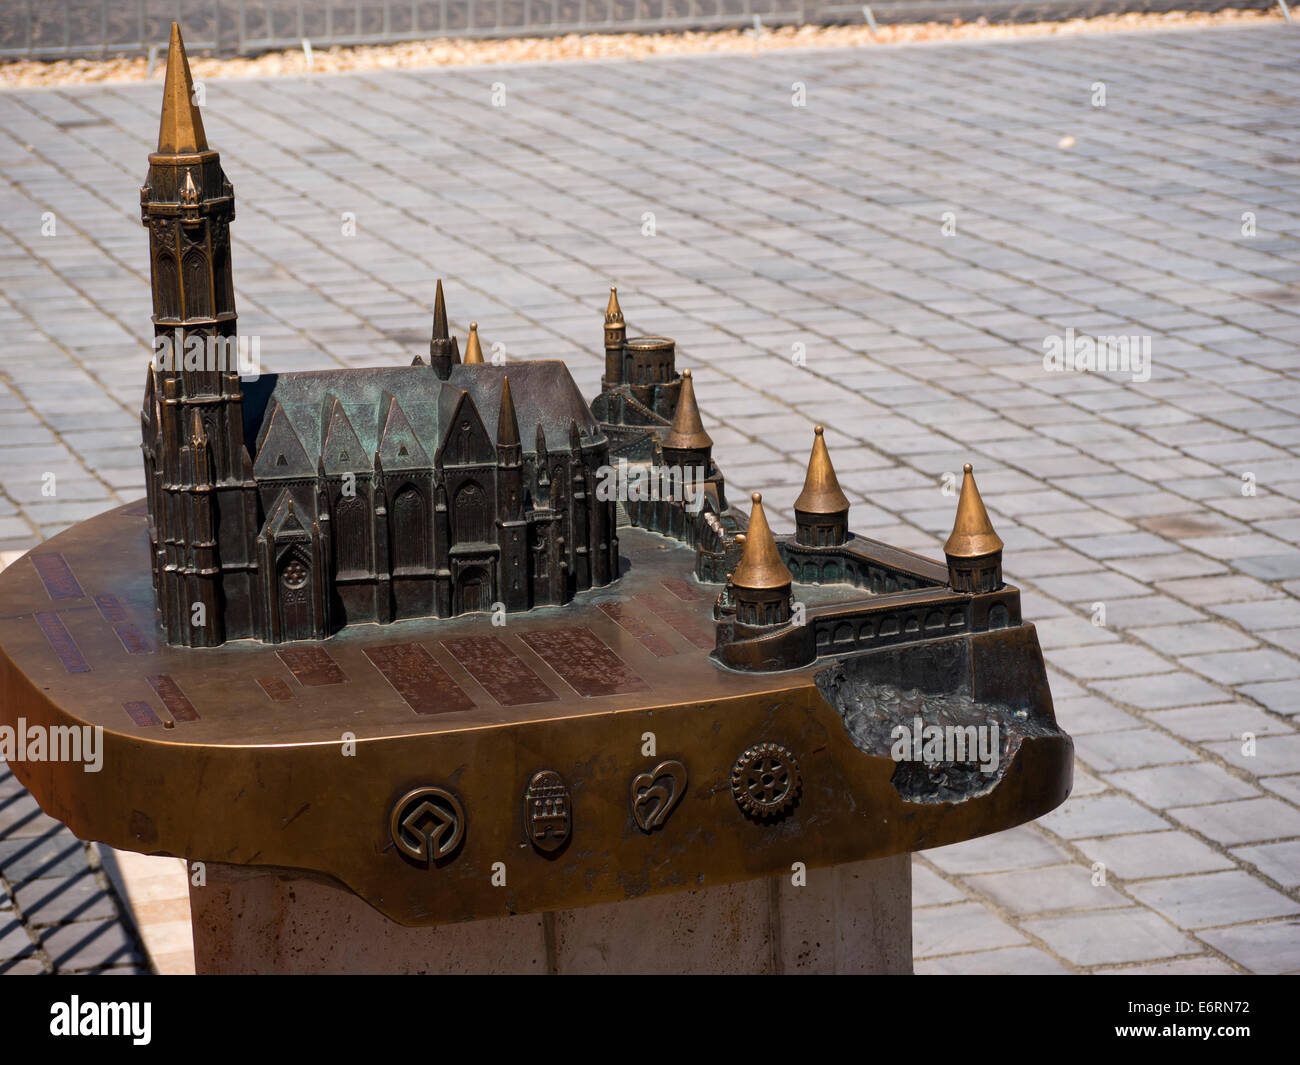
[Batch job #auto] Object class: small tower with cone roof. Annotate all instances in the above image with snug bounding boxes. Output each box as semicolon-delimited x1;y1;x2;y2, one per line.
463;322;485;364
944;464;1004;594
660;369;712;472
428;279;460;379
731;493;793;627
603;286;625;389
794;426;850;548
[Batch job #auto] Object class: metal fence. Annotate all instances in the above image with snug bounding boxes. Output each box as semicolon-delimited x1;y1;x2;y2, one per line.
0;0;1271;59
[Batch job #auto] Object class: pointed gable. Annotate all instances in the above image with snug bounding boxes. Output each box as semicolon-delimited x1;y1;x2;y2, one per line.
261;489;311;541
378;392;430;469
254;400;313;479
321;393;368;474
440;388;493;467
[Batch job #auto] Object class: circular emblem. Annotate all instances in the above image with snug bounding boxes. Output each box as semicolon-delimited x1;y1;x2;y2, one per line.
731;743;801;820
389;786;465;863
281;559;308;590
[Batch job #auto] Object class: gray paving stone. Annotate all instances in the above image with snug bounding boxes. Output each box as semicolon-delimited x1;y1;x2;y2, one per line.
1094;957;1238;975
1022;908;1199;968
916;946;1070;975
1074;830;1235;881
925;825;1071;876
13;868;119;927
1230;841;1300;890
1092;673;1230;710
1148;703;1293;743
38;919;144;972
1073;729;1198;772
1206;733;1300;777
912;901;1026;959
1127;871;1300;931
965;864;1129;916
1170;798;1300;847
1038;794;1171;840
1104;763;1259;809
1199;920;1300;974
911;861;966;907
1129;622;1258;657
1180;649;1300;685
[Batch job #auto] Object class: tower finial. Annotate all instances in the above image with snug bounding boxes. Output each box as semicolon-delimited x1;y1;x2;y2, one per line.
156;23;208;155
463;322;484;364
731;492;792;591
605;285;623;324
497;375;520;448
432;279;448;340
944;463;1003;558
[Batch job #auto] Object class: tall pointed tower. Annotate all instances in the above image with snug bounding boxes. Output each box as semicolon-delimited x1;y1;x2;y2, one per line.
944;464;1004;594
794;426;850;547
140;23;259;646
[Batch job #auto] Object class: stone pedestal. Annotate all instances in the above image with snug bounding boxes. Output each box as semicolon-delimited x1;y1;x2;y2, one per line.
189;855;912;975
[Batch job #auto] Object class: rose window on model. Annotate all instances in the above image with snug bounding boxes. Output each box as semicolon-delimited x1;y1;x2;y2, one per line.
281;559;309;590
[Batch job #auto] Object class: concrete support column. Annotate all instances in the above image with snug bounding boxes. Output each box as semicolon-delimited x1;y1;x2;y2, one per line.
189;854;912;975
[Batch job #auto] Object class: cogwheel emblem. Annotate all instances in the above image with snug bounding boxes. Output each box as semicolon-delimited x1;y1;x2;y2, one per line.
731;743;801;820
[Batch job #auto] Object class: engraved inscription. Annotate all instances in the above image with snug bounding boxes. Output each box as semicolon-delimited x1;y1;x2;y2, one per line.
146;674;199;722
112;625;153;655
518;626;649;698
441;636;557;706
364;643;475;716
94;595;128;624
661;577;708;602
31;554;84;600
122;701;162;728
34;612;90;674
257;677;294;702
277;646;347;686
94;597;153;654
637;593;715;650
596;601;677;657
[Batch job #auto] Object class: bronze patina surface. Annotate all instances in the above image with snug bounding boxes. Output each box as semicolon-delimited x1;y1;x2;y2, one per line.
0;502;1071;926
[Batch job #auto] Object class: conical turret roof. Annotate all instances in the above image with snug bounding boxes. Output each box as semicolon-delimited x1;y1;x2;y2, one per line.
794;425;849;514
463;322;484;364
731;493;792;590
944;464;1004;558
661;369;712;452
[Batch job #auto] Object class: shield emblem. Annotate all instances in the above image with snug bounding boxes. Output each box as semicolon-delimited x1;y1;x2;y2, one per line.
524;770;571;853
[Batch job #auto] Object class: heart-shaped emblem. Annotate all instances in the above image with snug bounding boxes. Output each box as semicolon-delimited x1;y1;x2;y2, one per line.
630;759;687;832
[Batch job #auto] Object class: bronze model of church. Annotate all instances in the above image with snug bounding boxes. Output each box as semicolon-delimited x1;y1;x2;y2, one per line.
140;26;1019;675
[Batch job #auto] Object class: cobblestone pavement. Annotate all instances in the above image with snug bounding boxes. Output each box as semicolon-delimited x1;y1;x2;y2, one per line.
1;25;1298;974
